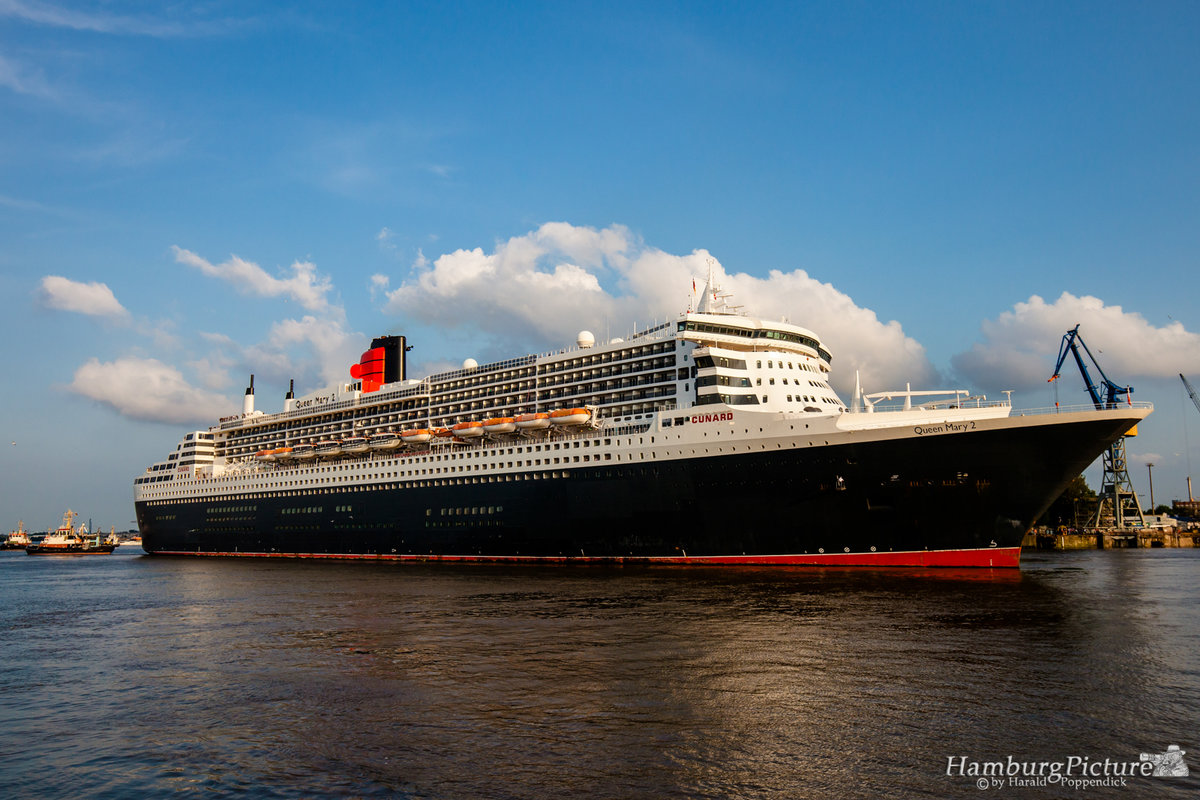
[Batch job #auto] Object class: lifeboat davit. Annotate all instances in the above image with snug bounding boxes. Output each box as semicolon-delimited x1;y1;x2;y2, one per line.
400;429;433;444
342;435;369;454
483;416;517;435
315;440;343;458
550;408;591;426
452;421;484;438
369;432;401;450
255;449;275;462
292;443;316;460
515;412;551;430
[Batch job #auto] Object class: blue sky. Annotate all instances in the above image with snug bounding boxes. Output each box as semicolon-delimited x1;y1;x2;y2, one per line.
3;0;1200;530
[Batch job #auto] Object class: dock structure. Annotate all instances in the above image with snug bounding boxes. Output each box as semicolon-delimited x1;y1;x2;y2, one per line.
1025;524;1199;551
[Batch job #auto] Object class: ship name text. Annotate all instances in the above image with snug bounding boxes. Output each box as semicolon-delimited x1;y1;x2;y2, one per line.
691;411;735;424
295;393;338;410
913;421;977;436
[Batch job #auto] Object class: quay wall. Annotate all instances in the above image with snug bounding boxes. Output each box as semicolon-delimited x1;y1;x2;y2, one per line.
1023;527;1199;550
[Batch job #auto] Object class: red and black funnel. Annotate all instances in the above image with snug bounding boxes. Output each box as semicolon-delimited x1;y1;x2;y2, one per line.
349;335;408;393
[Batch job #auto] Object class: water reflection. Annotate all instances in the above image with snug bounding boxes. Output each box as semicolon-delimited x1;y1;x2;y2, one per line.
0;550;1197;798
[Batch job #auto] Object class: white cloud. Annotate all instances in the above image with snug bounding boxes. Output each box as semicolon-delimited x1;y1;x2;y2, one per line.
39;275;128;318
0;51;55;98
172;246;334;312
256;315;365;389
71;316;366;424
952;292;1200;393
193;316;364;393
0;0;241;37
369;273;390;302
68;357;232;424
376;227;400;257
380;221;936;393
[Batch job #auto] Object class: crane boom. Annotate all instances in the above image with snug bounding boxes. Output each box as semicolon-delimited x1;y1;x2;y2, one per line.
1183;374;1200;416
1049;324;1144;529
1049;324;1132;409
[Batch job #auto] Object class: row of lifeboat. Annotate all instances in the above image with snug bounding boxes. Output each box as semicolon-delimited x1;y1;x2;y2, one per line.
402;408;591;443
254;408;591;462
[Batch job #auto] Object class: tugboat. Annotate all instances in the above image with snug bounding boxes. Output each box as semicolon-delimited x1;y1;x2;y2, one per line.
2;521;31;550
26;510;117;555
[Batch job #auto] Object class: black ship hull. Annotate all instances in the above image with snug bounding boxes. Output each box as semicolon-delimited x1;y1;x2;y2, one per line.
136;414;1135;568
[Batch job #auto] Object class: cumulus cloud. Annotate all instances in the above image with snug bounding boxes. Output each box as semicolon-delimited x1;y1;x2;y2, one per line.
39;275;128;318
69;357;232;424
952;292;1200;393
381;222;936;393
172;246;334;312
253;315;366;389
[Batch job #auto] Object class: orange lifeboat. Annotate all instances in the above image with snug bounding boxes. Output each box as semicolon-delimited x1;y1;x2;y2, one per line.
515;412;551;430
255;449;275;462
452;421;484;438
550;408;591;426
273;447;294;461
401;429;433;444
483;416;517;435
433;427;454;439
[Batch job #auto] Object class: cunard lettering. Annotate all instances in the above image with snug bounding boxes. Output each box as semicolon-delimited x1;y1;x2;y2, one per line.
690;412;734;424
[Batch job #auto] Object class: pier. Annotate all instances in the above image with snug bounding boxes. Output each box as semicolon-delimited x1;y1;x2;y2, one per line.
1025;524;1199;551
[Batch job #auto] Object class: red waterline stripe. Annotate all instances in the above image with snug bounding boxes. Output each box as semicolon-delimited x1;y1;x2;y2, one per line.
148;547;1022;569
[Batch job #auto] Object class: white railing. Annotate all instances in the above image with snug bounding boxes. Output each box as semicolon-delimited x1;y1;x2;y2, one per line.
1011;401;1154;417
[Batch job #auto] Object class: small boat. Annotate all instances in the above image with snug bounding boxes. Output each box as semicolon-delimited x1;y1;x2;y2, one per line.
400;429;433;444
255;449;275;462
515;412;551;430
342;435;370;454
315;440;343;458
2;521;31;550
26;510;116;555
433;427;454;439
369;432;401;450
550;408;591;426
483;417;517;435
292;443;316;460
273;447;294;461
451;421;484;438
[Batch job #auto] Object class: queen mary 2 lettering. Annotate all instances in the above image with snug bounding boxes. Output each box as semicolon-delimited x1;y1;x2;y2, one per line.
133;273;1149;568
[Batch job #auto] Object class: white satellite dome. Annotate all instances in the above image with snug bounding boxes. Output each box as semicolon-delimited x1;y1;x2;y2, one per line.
576;330;595;349
462;358;478;370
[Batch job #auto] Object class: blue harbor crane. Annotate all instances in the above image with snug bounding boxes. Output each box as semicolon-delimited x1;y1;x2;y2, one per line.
1049;325;1145;529
1181;374;1200;507
1182;374;1200;417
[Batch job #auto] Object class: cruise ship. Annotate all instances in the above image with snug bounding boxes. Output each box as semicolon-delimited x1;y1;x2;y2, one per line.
133;277;1150;567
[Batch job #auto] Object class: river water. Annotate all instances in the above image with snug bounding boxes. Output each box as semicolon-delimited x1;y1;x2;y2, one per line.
0;548;1197;799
